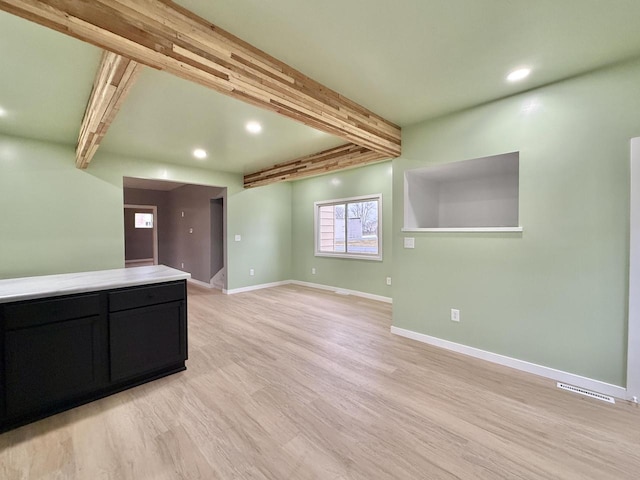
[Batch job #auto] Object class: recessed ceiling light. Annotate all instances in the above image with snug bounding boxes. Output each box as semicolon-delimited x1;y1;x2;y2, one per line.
246;121;262;134
507;68;531;82
193;148;207;159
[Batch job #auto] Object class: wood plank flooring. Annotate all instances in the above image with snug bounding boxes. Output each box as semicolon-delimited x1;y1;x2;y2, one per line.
1;284;639;479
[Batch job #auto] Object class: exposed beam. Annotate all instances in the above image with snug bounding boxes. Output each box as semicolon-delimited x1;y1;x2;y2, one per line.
0;0;402;158
244;143;389;188
76;51;142;169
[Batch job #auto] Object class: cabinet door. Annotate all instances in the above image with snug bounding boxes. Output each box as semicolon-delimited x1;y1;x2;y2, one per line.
109;301;186;383
4;315;102;417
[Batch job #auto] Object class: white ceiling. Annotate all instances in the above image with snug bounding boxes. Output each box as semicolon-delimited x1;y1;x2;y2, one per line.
2;1;640;174
0;12;101;144
100;68;345;174
176;0;640;126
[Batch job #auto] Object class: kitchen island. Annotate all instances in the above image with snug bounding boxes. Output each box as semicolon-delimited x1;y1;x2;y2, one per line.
0;265;190;433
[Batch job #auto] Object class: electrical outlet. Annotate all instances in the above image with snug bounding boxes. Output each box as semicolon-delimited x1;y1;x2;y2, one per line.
311;268;316;275
189;228;193;234
249;268;255;276
181;211;184;218
386;277;392;286
404;237;415;249
451;309;460;322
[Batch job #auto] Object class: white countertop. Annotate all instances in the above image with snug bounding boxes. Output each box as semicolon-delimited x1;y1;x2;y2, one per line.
0;265;191;304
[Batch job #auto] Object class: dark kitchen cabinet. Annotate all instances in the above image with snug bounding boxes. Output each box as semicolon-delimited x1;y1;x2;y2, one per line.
0;280;187;433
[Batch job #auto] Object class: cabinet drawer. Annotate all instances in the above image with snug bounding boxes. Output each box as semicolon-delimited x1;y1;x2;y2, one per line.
108;282;185;312
3;294;100;330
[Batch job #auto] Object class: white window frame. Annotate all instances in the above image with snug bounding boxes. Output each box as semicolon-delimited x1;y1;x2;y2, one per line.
314;193;382;261
628;137;640;401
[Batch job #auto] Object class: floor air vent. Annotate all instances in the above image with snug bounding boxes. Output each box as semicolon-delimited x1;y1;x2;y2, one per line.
557;382;615;404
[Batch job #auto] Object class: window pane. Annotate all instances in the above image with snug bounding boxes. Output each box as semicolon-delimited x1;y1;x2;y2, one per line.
135;213;154;229
318;204;346;252
334;204;346;252
346;200;378;254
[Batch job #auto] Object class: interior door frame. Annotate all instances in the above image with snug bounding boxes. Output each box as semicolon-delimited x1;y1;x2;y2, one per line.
627;137;640;401
124;204;158;266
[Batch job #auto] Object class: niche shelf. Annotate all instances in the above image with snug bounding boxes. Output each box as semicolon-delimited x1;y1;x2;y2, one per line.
403;152;522;232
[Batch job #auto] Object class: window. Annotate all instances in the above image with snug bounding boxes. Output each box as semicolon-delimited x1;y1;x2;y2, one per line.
314;194;382;260
134;213;154;229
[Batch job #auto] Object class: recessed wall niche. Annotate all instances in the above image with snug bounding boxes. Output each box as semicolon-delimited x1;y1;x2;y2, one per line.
403;152;521;232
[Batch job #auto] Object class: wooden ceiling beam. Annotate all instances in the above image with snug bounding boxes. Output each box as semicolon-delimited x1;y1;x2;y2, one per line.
0;0;402;158
76;51;142;169
244;143;389;188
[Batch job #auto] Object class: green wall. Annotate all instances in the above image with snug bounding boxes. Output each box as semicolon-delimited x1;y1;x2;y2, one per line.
226;182;292;289
393;58;640;387
0;134;292;290
291;161;393;298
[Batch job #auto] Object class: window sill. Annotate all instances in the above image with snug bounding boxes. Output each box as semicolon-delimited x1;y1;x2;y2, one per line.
401;227;523;233
315;252;383;261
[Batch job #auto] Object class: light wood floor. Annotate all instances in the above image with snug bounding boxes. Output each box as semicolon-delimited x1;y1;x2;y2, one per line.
1;284;639;479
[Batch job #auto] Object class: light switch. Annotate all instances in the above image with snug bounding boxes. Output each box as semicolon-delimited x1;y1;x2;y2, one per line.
234;234;242;242
404;237;415;249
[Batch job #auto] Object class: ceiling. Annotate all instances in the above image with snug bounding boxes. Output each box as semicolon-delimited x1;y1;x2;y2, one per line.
177;0;640;125
2;1;640;175
0;12;101;144
100;68;344;173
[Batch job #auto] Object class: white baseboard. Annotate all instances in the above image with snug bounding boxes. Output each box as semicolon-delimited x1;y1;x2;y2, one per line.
187;278;217;289
222;279;392;304
390;326;628;401
290;280;392;304
223;280;291;295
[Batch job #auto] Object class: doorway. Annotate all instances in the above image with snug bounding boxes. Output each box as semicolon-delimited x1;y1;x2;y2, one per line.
210;198;224;287
123;204;158;267
122;177;227;290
